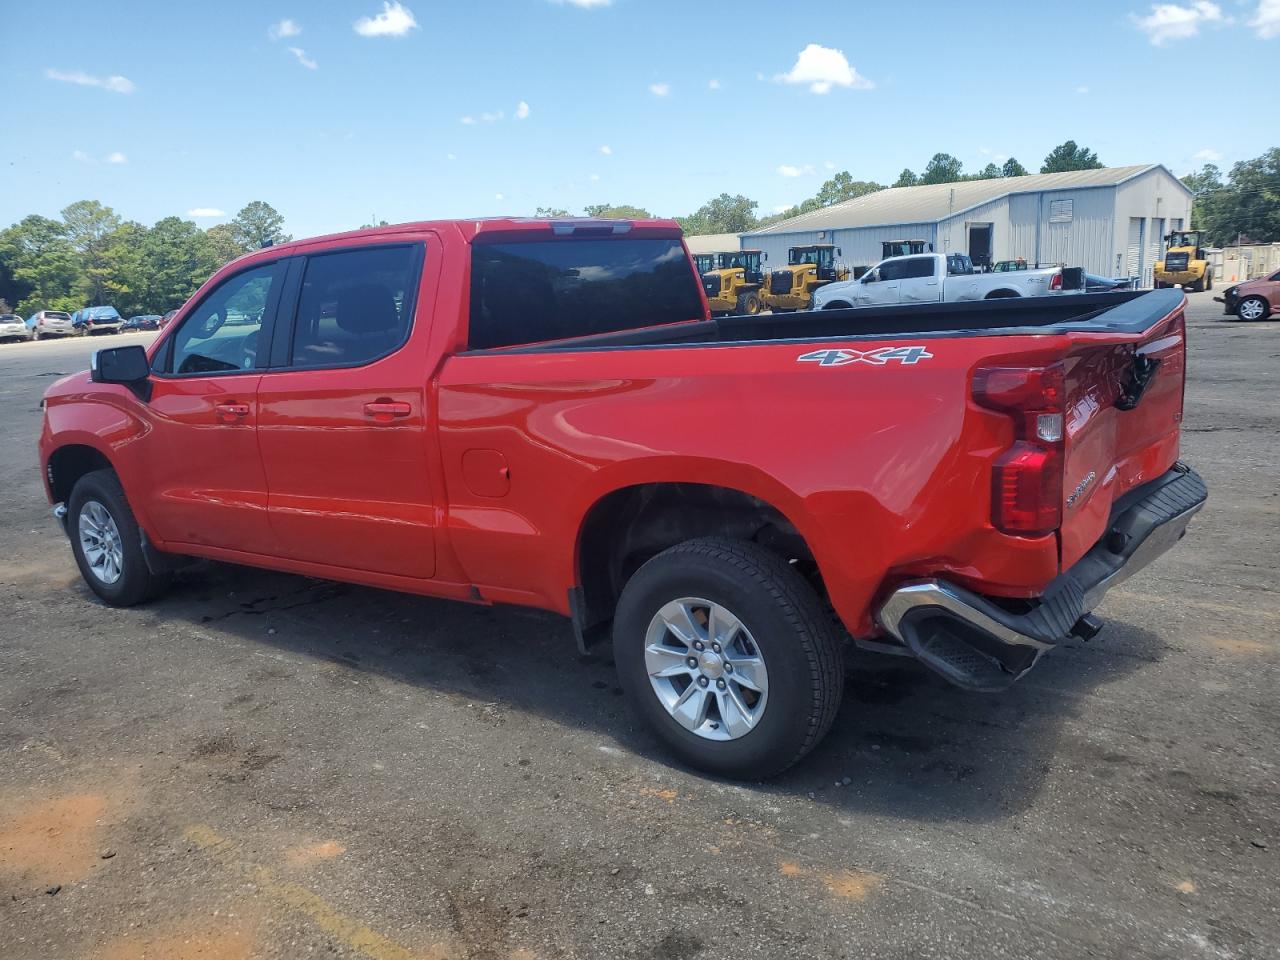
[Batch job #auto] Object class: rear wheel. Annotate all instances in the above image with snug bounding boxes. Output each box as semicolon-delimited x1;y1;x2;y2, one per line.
1237;296;1269;322
613;538;843;779
1205;271;1213;292
736;292;762;315
68;469;171;606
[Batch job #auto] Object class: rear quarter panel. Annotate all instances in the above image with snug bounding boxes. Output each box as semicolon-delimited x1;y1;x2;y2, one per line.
436;335;1070;634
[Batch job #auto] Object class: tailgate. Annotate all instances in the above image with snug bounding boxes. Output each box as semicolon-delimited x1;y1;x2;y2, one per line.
1059;301;1186;568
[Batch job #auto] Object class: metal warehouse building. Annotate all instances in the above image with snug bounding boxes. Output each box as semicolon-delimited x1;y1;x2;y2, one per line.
743;165;1193;284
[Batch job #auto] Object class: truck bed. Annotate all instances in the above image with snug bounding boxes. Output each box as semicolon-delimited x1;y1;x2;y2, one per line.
487;290;1174;353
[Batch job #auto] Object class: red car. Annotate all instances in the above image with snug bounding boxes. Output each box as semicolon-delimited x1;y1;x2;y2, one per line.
38;218;1205;778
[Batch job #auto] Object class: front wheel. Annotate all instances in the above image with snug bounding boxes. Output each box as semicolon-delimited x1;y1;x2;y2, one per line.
613;538;843;779
1204;271;1213;292
68;469;171;606
1237;296;1269;322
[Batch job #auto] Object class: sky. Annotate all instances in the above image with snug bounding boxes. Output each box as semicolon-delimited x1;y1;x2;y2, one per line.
2;0;1277;239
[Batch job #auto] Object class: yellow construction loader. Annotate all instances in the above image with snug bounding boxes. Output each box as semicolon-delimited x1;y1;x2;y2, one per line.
761;244;850;313
701;250;766;315
1154;230;1213;292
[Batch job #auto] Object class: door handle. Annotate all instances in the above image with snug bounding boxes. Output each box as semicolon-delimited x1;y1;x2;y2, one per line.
215;402;250;422
363;400;412;421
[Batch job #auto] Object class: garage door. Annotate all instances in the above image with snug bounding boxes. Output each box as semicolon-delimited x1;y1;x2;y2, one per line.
1126;217;1145;279
1148;218;1165;274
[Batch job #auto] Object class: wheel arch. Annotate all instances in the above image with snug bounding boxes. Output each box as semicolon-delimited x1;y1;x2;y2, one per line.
572;480;825;641
984;288;1021;299
45;442;114;506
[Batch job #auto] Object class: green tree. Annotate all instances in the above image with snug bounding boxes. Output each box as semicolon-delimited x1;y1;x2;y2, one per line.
99;221;149;315
1195;149;1280;246
921;153;964;185
1002;157;1029;178
677;193;759;235
535;207;572;218
231;201;291;249
140;217;220;312
1040;140;1103;174
583;204;654;219
205;223;248;266
975;163;1002;180
893;168;919;188
0;215;83;315
813;172;883;207
61;200;123;304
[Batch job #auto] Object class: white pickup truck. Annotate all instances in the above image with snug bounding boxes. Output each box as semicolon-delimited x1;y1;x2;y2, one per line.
813;253;1065;310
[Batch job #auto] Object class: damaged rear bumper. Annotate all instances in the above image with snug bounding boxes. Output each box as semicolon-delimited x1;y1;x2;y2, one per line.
874;464;1207;691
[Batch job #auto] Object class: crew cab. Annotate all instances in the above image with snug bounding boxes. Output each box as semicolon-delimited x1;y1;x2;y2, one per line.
39;218;1206;779
814;252;1066;310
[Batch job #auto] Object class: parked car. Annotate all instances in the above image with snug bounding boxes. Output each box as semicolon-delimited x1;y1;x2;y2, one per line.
159;309;179;330
72;306;124;336
27;310;75;339
0;313;33;342
122;314;162;332
39;218;1205;779
813;252;1066;309
1216;269;1279;321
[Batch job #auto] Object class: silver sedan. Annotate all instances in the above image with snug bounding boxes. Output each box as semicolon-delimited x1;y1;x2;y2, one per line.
0;314;32;343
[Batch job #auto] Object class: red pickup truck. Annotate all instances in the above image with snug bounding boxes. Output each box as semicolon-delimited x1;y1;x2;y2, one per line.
39;218;1206;778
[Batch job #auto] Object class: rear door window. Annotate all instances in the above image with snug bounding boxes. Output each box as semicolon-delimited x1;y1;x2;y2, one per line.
468;236;704;349
288;244;422;368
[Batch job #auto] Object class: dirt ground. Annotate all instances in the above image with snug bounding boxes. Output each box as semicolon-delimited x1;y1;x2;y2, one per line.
1;291;1277;959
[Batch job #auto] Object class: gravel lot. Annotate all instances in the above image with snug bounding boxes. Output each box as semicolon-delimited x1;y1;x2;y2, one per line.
2;293;1277;960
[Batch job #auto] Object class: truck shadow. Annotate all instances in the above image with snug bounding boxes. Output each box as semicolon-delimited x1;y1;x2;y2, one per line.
151;560;1165;824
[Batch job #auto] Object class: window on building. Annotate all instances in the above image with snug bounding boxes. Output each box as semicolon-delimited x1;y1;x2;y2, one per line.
1049;199;1073;223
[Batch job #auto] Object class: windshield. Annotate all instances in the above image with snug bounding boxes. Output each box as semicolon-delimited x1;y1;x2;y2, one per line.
1165;232;1200;248
717;252;760;272
789;247;832;267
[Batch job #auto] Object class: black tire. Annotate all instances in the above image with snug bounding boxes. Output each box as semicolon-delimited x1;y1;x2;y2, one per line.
735;292;762;316
67;468;171;606
1205;271;1213;292
1237;296;1270;322
33;330;41;341
613;537;843;779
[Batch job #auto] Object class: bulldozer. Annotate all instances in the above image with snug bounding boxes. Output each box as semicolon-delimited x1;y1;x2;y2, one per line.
701;250;766;315
762;244;850;313
1154;230;1213;292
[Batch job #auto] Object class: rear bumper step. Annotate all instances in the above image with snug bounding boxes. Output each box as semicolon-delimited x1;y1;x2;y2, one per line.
875;464;1207;692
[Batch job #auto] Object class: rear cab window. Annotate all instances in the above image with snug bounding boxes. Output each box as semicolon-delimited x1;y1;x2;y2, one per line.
468;236;705;349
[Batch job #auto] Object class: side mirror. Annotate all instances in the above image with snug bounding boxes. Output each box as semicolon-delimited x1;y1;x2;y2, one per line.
762;252;769;262
91;345;151;397
836;248;842;257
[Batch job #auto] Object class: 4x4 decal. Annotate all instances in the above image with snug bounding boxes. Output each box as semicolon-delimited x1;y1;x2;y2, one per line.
797;346;934;367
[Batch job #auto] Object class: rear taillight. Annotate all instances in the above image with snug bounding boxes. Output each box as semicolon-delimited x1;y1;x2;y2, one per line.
1049;272;1063;291
973;363;1065;537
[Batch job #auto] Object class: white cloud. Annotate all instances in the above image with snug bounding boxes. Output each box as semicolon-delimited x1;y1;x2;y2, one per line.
495;193;505;201
446;152;457;160
188;208;227;217
515;100;530;120
1193;147;1224;163
708;79;721;90
354;1;418;37
775;44;872;94
288;47;318;69
599;144;612;155
777;164;816;178
46;68;135;94
824;160;836;170
480;110;504;122
269;18;301;40
548;0;612;7
1130;1;1224;45
460;116;476;125
73;149;127;164
649;82;670;97
1252;0;1280;37
589;173;600;181
1076;85;1090;94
